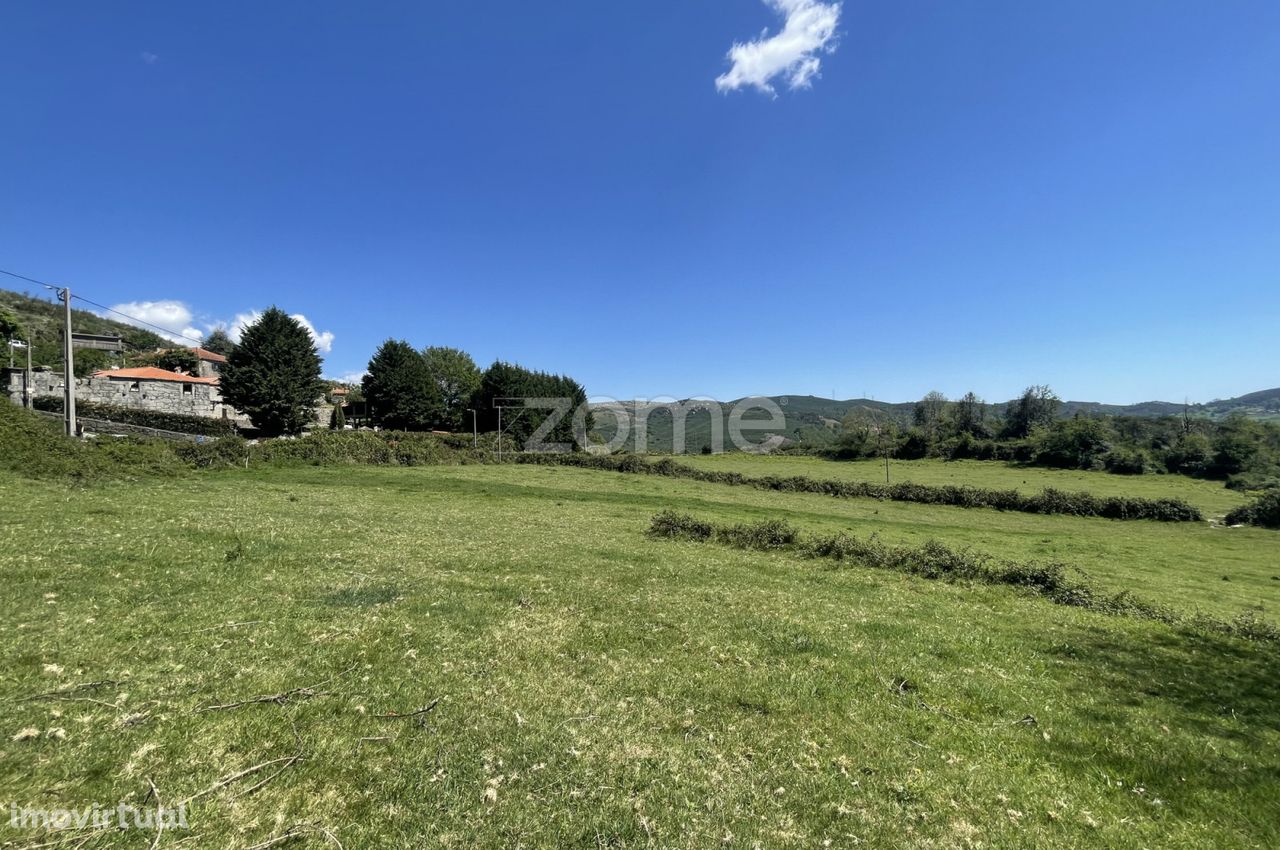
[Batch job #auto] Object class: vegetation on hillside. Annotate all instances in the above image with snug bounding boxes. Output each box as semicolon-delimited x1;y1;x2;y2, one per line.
0;396;186;481
0;287;171;369
809;387;1280;492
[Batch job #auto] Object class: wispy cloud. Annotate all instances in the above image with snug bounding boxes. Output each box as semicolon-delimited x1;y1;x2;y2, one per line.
108;300;203;345
139;51;159;65
715;0;841;96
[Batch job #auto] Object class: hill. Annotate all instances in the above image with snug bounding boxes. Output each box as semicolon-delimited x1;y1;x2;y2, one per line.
593;389;1280;453
0;287;171;371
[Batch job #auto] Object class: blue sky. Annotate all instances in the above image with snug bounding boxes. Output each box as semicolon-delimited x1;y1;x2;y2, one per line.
2;1;1277;404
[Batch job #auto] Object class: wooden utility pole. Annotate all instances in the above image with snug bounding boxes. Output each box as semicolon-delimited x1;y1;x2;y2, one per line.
59;287;76;436
24;339;32;409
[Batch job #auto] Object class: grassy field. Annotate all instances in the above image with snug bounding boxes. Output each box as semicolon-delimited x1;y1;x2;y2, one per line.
1;460;1277;848
679;454;1252;518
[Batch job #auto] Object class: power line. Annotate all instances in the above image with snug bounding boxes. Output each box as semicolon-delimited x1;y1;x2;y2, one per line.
0;267;205;344
69;293;204;344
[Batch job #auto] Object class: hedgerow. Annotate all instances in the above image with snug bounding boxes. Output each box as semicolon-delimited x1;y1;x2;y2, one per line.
647;511;1278;642
0;399;187;481
33;397;239;437
516;453;1203;522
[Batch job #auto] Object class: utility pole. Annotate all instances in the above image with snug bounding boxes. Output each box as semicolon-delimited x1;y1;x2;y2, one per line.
59;287;76;437
24;339;31;409
497;407;502;461
467;408;477;449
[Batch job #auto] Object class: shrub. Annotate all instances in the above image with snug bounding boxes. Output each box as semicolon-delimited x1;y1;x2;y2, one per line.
1103;447;1150;475
718;518;799;549
34;398;239;437
173;436;250;469
646;509;1277;642
520;452;1202;522
0;400;186;482
1224;491;1280;529
647;511;713;541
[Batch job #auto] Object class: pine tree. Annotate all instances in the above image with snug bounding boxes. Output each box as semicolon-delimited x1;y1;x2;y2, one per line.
330;403;346;430
362;340;440;430
219;308;326;436
202;328;237;357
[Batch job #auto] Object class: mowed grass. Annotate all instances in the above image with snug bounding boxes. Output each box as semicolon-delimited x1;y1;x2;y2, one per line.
678;454;1251;518
0;464;1277;849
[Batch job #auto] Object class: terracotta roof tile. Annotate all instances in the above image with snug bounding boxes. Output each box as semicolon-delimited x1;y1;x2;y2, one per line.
92;367;219;385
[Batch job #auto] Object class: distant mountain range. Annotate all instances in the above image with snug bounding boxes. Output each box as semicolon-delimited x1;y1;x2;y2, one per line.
592;389;1280;453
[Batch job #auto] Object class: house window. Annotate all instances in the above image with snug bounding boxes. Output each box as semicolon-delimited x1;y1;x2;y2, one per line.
129;382;140;392
183;383;193;395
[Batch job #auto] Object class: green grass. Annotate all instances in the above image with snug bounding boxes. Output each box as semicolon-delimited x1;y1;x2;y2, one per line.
1;463;1277;848
679;453;1251;517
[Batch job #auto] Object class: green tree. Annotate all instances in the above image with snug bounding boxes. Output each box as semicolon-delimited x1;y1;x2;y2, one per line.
422;346;481;431
201;328;237;357
1003;385;1060;438
330;403;346;431
156;348;200;374
913;391;948;432
1034;416;1113;469
219;307;326;436
363;340;440;431
948;391;988;438
470;361;590;448
73;349;115;378
0;308;25;346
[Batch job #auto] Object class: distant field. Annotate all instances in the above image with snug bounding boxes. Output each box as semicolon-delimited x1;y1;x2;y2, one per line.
1;462;1277;848
678;453;1251;517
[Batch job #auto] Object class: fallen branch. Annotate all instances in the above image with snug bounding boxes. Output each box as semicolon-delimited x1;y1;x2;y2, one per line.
243;824;341;850
183;620;262;635
145;776;164;850
16;680;121;703
179;750;302;807
373;697;440;719
195;665;354;713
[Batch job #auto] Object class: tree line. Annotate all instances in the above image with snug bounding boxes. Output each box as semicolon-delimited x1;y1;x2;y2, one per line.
825;385;1280;491
362;340;589;445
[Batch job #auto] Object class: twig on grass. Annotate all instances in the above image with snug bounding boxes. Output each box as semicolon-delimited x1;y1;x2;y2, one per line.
178;749;302;807
16;680;121;702
237;723;305;798
373;696;440;720
145;776;164;850
183;620;263;635
243;823;342;850
195;665;355;713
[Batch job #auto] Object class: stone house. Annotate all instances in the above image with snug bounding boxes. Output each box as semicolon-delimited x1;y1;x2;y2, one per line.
189;347;228;379
2;365;248;424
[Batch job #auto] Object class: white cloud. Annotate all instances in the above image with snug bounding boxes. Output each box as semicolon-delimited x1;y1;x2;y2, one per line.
105;300;335;355
715;0;841;96
107;300;203;345
328;370;367;385
225;310;335;354
140;51;159;65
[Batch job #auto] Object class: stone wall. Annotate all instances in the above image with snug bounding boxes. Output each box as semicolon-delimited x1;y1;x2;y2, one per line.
1;367;248;424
